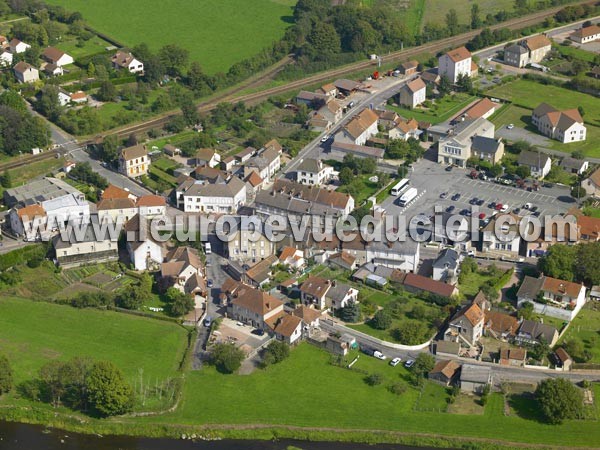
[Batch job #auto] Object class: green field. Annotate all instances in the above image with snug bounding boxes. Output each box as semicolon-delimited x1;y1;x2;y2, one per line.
423;0;515;26
0;297;188;384
44;0;295;74
559;303;600;363
391;93;477;124
130;344;600;447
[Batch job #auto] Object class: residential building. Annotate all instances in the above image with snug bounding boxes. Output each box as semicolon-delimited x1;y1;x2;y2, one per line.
445;302;485;347
329;251;356;271
399;77;426;108
389;118;421;141
499;348;527;367
316;83;338;97
124;215;164;271
300;276;331;310
160;246;206;296
462;98;499;121
0;50;12;67
399;60;419;75
317;99;343;124
266;313;303;345
517;150;552;179
295;158;334;186
532;103;586;144
484;310;519;340
176;176;246;213
481;213;521;257
296;90;329;107
326;281;359;310
504;43;529;68
9;38;30;54
42;63;63;77
137;195;166;217
229;284;284;329
243;145;281;183
111;51;144;73
437;118;495;167
515;319;559;346
102;184;137;201
576;213;600;242
504;35;551;67
366;240;420;273
559;157;588;175
333;78;362;95
226;218;275;264
292;304;322;329
118;145;149;178
334;108;379;146
13;61;39;83
243;255;278;288
569;24;600;43
278;246;305;270
9;204;47;241
195;148;221;168
583;167;600;197
432;248;459;282
517;275;586;321
429;360;461;386
554;348;573;371
235;146;256;164
438;46;472;83
471;136;505;164
221;156;236;171
96;197;137;223
41;47;74;67
460;364;492;393
420;70;440;86
403;273;458;298
69;91;87;104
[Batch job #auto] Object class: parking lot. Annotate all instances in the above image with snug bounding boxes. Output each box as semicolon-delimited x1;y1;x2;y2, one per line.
380;158;574;227
210;318;270;355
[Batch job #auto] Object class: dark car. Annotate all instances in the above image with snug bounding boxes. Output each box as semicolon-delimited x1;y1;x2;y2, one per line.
446;205;456;213
445;165;453;172
440;192;448;199
476;199;485;206
251;328;265;336
489;202;497;209
207;279;213;288
469;198;478;205
530;206;538;212
533;211;541;217
451;193;461;201
513;208;521;214
460;209;470;216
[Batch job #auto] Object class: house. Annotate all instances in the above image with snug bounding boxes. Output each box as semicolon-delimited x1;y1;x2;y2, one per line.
244;171;264;199
432;248;459;282
583;167;600;197
376;110;401;129
9;204;47;241
306;112;332;132
221;156;236;172
420;70;440;86
295;158;334;186
229;284;284;329
515;319;559;346
0;50;12;67
560;157;588;175
124;215;164;271
69;91;87;104
576;214;600;242
438;46;472;83
554;347;573;371
399;77;426;108
569;24;600;44
296;90;329;107
389;118;421;141
333;78;362;95
0;35;7;47
329;141;385;161
162;144;180;156
111;51;144;73
9;38;30;54
445;302;485;347
471;136;505;165
175;176;246;213
96;197;138;223
316;82;338;97
481;213;521;257
329;251;357;271
266;312;303;345
53;215;118;268
517;275;586;321
119;145;149;178
161;246;206;296
195;148;221;168
235;147;256;164
243;146;281;183
13;61;39;83
226;217;275;264
326;281;359;310
58;89;71;107
460;364;492;393
243;255;278;288
499;348;527;367
429;360;461;386
399;60;419;75
437;118;495;167
193;166;229;184
462;98;499;121
278;246;305;270
366;240;420;273
102;184;137;201
300;276;331;309
504;35;551;67
292;304;322;329
484;310;519;340
137;195;166;217
334;108;379;146
504;43;529;68
317;99;343;124
403;273;458;298
41;47;73;67
532;103;586;144
517;150;552;179
42;63;63;77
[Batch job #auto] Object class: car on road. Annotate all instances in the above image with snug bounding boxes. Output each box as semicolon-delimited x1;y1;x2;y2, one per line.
446;205;456;213
207;279;213;288
320;135;330;143
390;357;402;367
203;316;212;327
205;242;212;254
445;165;453;172
507;123;514;129
404;359;415;368
440;192;448;199
373;350;386;360
467;250;476;257
451;193;461;201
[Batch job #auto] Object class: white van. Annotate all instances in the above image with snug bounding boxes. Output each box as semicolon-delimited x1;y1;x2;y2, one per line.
205;242;212;254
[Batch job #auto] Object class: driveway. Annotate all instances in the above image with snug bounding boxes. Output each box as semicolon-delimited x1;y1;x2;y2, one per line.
496;126;552;148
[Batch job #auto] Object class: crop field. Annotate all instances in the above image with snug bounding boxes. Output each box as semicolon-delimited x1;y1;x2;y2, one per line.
44;0;296;74
423;0;516;26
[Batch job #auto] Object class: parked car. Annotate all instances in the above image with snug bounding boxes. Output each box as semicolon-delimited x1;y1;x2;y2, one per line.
489;202;497;209
440;192;448;199
451;193;461;201
390;357;402;367
446;205;456;213
507;123;514;129
445;165;453;172
251;328;265;336
476;199;485;206
495;203;504;211
469;197;478;205
513;208;521;214
373;350;386;360
530;206;538;212
524;203;532;209
460;208;470;216
203;316;212;327
207;279;213;288
404;359;415;368
500;204;509;213
478;213;486;220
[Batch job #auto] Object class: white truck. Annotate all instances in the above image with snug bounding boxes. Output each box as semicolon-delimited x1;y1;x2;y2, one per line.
398;187;418;207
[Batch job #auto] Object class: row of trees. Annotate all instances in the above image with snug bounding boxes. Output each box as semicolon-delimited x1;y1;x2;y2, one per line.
0;90;50;156
538;242;600;286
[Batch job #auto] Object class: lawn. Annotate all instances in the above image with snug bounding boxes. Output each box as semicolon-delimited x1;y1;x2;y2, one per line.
0;297;188;384
558;303;600;363
489;103;532;130
337;174;380;205
422;0;515;27
6;157;63;183
57;35;114;60
130;344;600;447
390;93;477;124
44;0;296;74
555;43;598;64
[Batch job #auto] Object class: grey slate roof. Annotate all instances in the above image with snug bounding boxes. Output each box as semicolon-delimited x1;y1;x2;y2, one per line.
518;150;550;167
432;248;459;270
472;136;501;155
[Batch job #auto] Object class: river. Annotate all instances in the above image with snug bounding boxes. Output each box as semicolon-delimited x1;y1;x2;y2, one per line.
0;421;441;450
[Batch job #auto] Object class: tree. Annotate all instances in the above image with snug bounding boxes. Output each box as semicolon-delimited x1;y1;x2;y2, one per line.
262;341;290;366
456;73;473;93
515;165;531;179
158;44;189;77
371;309;392;330
86;361;133;416
0;169;12;188
470;3;482;29
210;343;245;374
116;284;145;310
515;0;528;10
339;302;361;323
39;360;67;407
518;301;534;320
445;9;459;35
100;134;119;163
391;321;428;345
538;244;577;281
0;354;13;395
97;80;117;102
35;85;62;121
535;378;583;424
165;288;195;317
307;22;341;58
180;95;199;126
576;241;600;286
87;62;96;78
410;353;435;385
364;373;383;386
339;167;354;185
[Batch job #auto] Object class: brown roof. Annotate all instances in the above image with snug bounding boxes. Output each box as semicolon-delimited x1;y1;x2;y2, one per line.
555;347;572;363
266;312;302;337
245;255;277;283
577;215;600;239
165;246;202;269
401;60;419;70
403;273;456;297
541;276;583;298
70;91;86;101
16;204;46;218
588;168;600;187
455;303;484;327
196;148;218;162
221;277;242;296
97;197;136;210
343;108;379;140
271;179;352;210
300;276;331;298
279;246;301;262
137;195;166;207
395;118;419;134
112;51;136;68
13;61;34;73
263;139;283;154
42;47;66;63
430;360;460;379
245;171;263;187
405;77;426;93
231;285;283;317
571;24;600;39
292;305;322;324
121;144;147;161
464;98;497;119
500;348;527;361
526;34;551;51
445;46;471;63
102;184;133;200
485;310;518;336
330;251;356;267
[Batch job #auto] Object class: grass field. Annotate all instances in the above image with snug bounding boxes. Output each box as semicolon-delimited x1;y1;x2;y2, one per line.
391;93;477;124
559;303;600;363
555;43;598;63
422;0;515;26
44;0;295;74
130;344;600;447
0;297;188;384
6;157;63;184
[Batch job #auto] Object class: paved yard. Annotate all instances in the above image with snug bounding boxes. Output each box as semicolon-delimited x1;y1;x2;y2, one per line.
496;125;552;148
211;318;270;355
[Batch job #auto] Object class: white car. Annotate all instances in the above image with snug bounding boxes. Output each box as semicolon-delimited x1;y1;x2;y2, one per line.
321;135;329;143
373;350;386;360
404;359;415;369
500;204;509;213
524;203;532;209
390;357;402;367
507;123;514;129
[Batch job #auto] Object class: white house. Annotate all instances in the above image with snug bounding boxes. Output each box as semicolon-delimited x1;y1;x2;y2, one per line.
438;46;472;83
481;214;521;257
9;204;47;241
532;103;586;144
176;176;246;213
243;144;281;183
161;246;206;296
41;47;74;67
137;195;166;217
9;38;30;54
570;24;600;44
0;50;13;67
58;90;71;107
119;145;150;178
399;77;426;108
517;275;586;321
195;148;221;168
229;284;284;329
278;246;305;270
266;313;303;345
389;118;420;141
437;118;495;168
111;51;144;74
517;150;552;179
295;158;334;186
13;61;39;84
334;108;379;146
96;197;138;223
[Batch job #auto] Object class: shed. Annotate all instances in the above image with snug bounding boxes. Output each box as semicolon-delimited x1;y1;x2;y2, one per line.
460;364;492;393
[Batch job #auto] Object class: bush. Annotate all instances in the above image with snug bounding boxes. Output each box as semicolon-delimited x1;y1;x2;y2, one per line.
371;309;392;330
0;354;13;395
261;341;290;367
210;343;245;374
389;383;407;395
364;373;383;386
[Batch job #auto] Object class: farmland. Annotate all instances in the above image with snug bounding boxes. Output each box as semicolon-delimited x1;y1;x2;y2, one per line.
44;0;296;74
423;0;515;27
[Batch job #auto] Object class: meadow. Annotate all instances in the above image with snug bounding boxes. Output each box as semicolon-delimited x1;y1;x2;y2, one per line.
44;0;296;74
422;0;515;27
